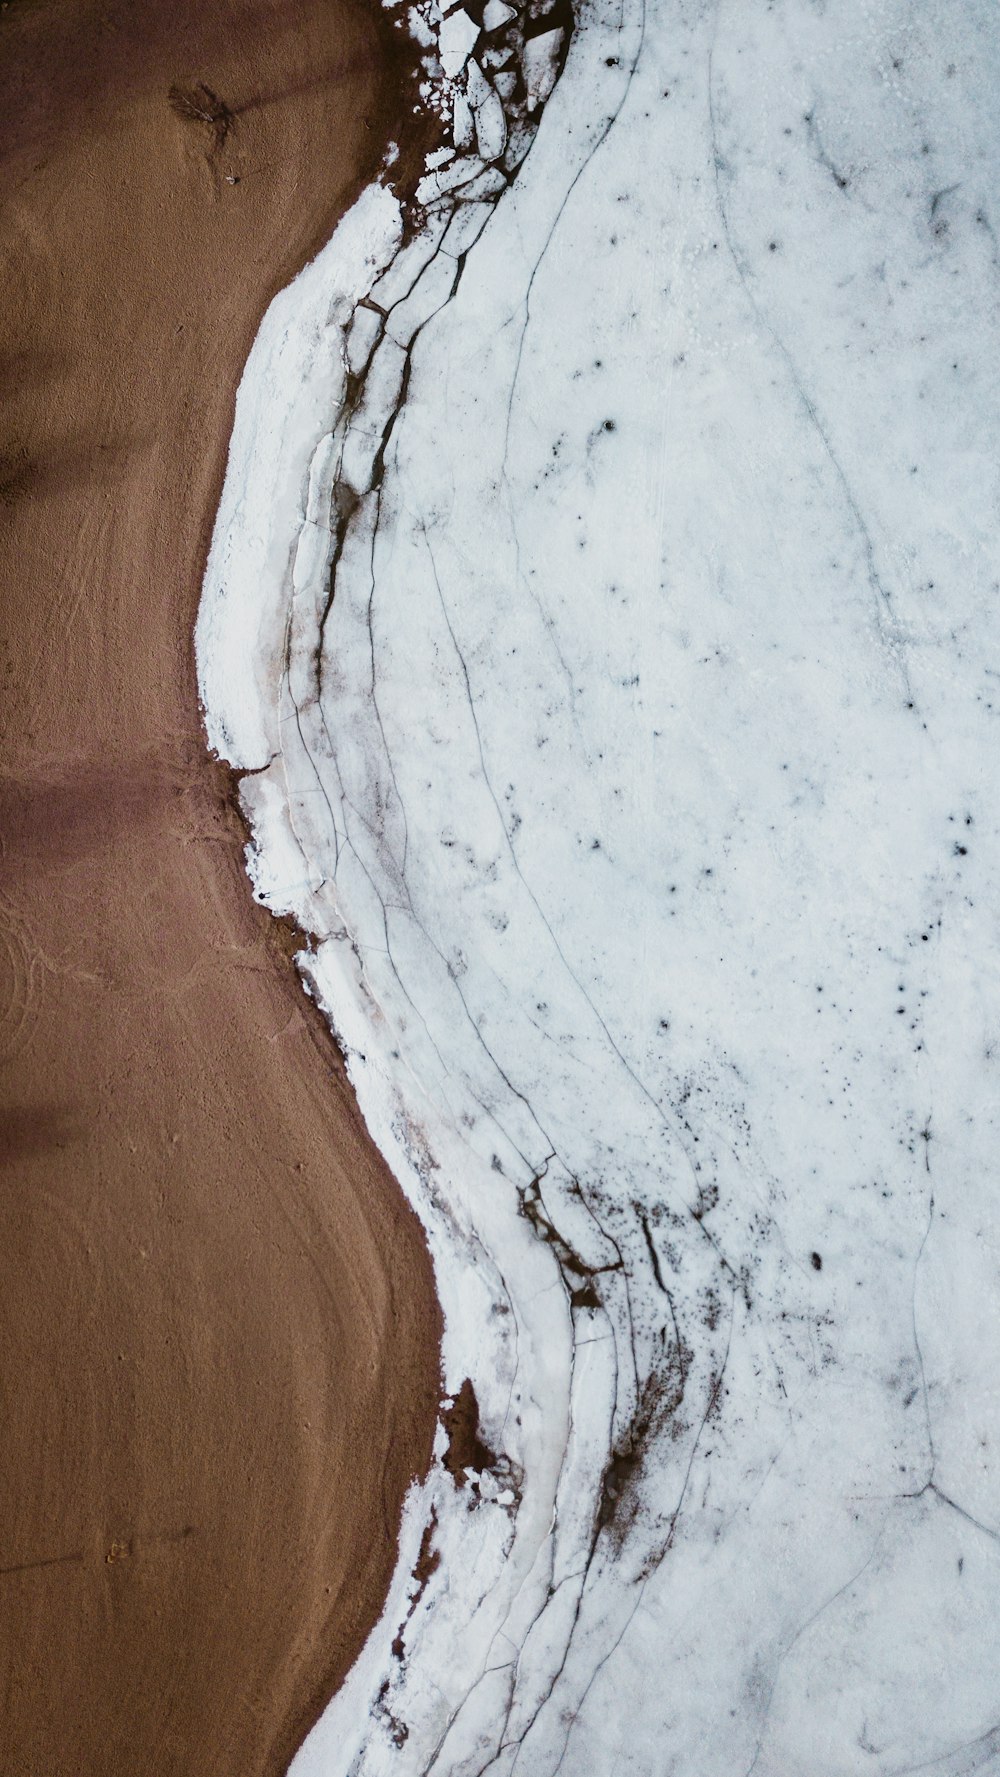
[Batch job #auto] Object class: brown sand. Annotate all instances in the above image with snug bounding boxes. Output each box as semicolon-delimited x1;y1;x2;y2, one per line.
0;3;441;1772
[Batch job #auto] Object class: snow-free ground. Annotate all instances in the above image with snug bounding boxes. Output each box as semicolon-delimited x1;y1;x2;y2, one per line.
198;1;1000;1771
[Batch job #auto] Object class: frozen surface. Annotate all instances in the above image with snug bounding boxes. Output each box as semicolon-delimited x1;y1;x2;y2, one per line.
199;1;1000;1772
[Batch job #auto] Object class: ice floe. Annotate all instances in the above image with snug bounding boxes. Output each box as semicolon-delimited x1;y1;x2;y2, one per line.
199;0;1000;1771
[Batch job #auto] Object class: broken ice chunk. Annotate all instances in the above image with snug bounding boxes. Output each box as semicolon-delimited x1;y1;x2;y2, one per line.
439;7;480;77
483;0;516;27
452;88;475;151
522;25;563;110
465;57;490;103
459;165;507;201
475;92;507;161
502;114;534;169
440;198;495;256
368;210;448;309
345;303;382;377
385;245;463;346
493;69;517;99
466;59;507;161
426;144;457;170
415;152;485;206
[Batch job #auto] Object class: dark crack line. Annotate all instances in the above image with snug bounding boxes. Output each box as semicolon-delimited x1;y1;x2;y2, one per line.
493;1287;731;1776
912;1179;937;1482
707;21;914;707
896;1479;1000;1548
500;0;647;483
422;522;740;1280
885;1721;1000;1777
366;478;413;877
551;1284;737;1774
494;4;647;742
310;237;474;891
743;1511;891;1777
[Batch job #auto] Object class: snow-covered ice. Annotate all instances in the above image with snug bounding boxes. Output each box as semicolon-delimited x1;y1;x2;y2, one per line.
198;0;1000;1771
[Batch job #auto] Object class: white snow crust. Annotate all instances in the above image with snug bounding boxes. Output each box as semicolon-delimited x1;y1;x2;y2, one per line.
198;0;1000;1772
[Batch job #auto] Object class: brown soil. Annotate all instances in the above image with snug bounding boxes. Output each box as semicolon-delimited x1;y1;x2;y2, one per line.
0;3;441;1774
442;1378;496;1484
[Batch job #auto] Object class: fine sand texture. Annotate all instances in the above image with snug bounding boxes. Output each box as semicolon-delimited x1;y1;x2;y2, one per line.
0;4;441;1773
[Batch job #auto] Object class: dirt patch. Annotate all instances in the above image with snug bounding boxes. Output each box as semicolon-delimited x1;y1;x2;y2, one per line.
442;1378;499;1484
